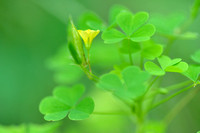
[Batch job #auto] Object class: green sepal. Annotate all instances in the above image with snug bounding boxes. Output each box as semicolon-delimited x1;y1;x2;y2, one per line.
68;17;86;66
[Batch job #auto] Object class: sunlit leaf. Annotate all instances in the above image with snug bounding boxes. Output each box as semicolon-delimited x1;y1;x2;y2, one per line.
68;98;94;120
141;42;163;60
122;66;150;98
97;66;150;101
157;55;188;73
101;29;126;43
145;61;165;76
39;85;94;121
116;11;135;36
165;62;188;73
130;24;155;42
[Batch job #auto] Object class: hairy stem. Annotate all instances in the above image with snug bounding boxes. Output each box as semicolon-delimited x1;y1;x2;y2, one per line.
151;84;194;110
87;49;92;73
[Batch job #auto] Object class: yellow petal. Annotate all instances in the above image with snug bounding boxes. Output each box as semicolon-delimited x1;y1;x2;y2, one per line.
78;29;100;50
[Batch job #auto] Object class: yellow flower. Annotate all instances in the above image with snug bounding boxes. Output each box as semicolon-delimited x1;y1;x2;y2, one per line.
78;29;100;50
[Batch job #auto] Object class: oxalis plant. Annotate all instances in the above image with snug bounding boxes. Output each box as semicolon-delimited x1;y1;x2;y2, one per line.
39;0;200;133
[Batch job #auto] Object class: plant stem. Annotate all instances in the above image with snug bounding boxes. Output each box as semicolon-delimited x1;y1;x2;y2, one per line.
80;65;99;82
164;87;200;125
128;39;133;65
165;80;192;91
145;76;159;94
136;101;145;133
151;84;194;110
87;49;92;73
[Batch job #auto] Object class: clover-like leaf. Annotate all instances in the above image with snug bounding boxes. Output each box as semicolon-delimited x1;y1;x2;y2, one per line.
130;24;155;42
145;56;188;76
102;11;155;44
158;56;182;70
101;29;126;43
141;41;163;60
165;62;188;73
39;85;94;121
183;65;200;82
145;61;165;76
97;66;150;101
191;49;200;64
68;98;94;120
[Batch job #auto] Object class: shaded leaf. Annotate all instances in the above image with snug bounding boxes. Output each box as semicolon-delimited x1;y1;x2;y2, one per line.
119;39;141;54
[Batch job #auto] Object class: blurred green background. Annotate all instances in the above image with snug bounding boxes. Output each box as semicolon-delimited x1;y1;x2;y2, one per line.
0;0;200;132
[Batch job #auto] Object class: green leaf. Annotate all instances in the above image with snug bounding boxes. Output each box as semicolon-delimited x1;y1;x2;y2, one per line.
53;85;85;106
130;24;156;42
39;97;70;121
144;61;165;76
39;85;94;121
132;12;149;32
183;65;200;82
116;11;135;35
165;62;188;73
157;56;172;70
69;97;94;120
157;55;188;73
158;56;182;70
98;66;150;101
191;49;200;63
122;66;150;98
141;42;163;60
97;73;123;91
116;11;149;36
101;29;126;43
119;39;141;54
197;131;200;133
